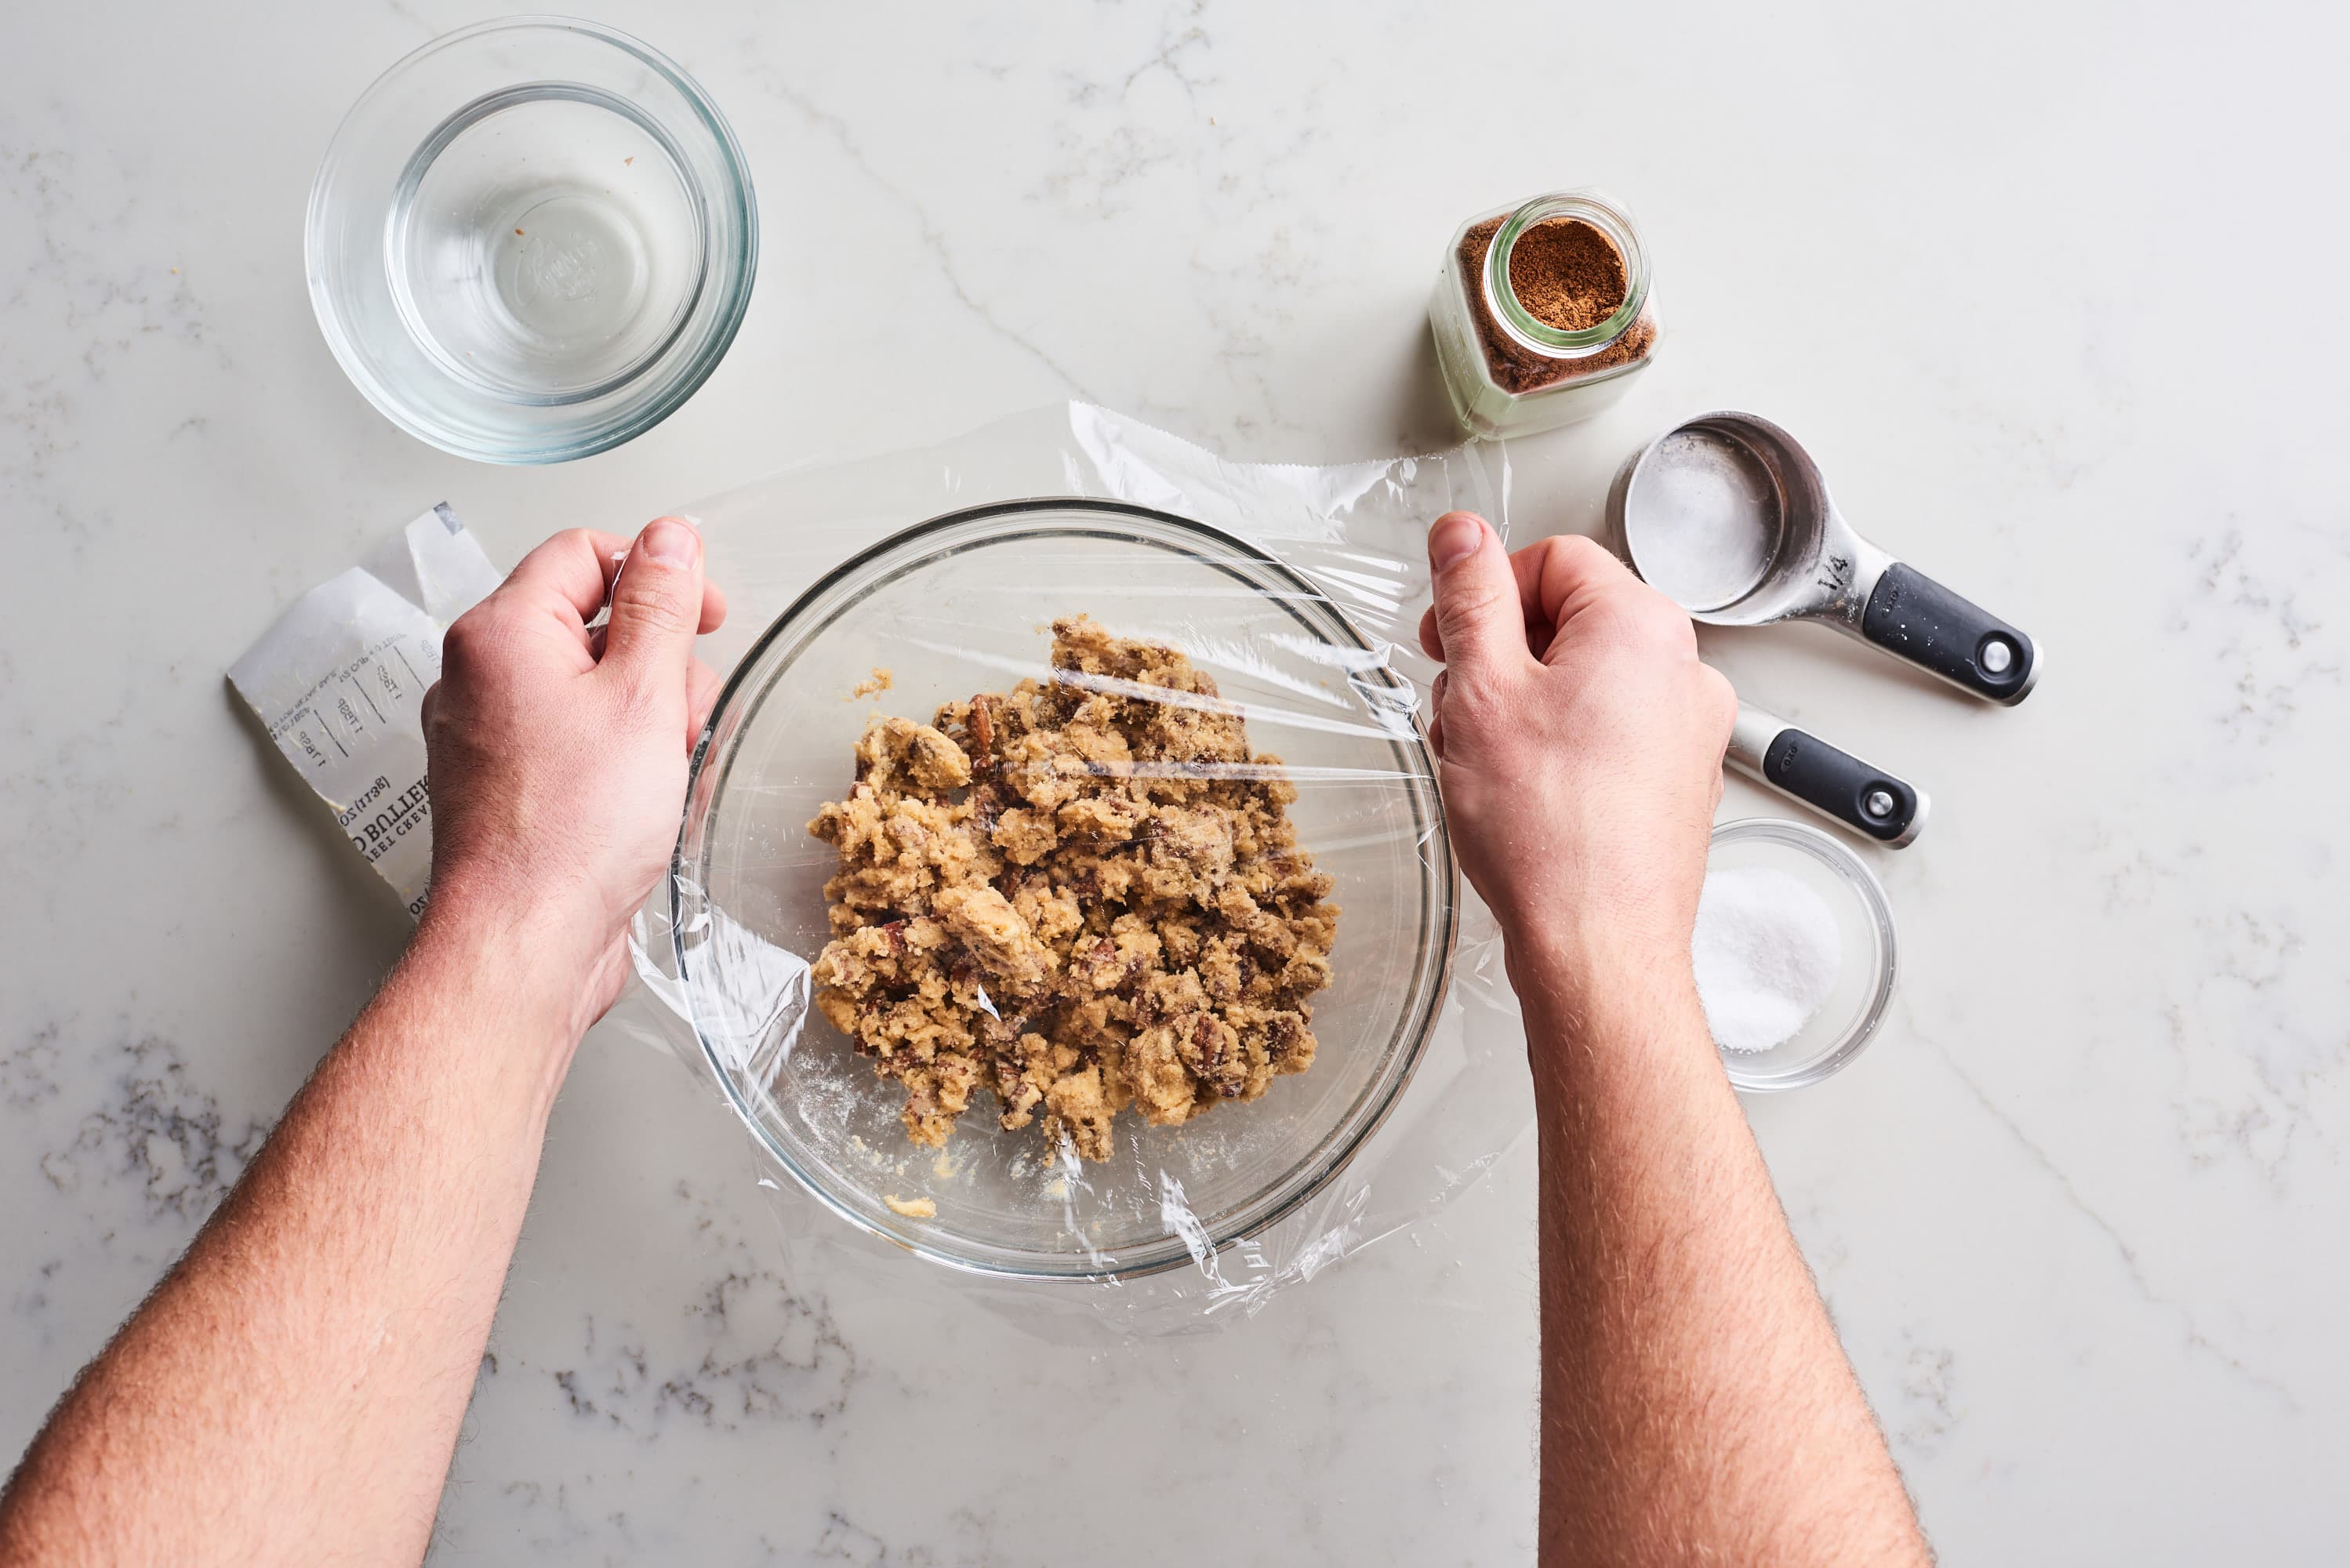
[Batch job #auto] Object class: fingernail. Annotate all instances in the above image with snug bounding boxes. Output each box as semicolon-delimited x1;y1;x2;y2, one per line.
1429;512;1485;572
640;518;697;564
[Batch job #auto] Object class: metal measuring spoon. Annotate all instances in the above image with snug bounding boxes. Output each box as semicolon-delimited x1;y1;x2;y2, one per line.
1727;701;1927;848
1616;412;2040;704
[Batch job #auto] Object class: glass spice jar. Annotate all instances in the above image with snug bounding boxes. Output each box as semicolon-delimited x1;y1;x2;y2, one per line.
1429;188;1661;440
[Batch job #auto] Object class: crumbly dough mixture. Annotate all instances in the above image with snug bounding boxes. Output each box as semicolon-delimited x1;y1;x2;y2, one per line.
808;616;1338;1161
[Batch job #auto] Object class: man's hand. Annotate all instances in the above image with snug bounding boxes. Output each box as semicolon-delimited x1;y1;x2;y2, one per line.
1419;512;1932;1564
1417;511;1734;982
0;519;735;1567
421;517;727;1034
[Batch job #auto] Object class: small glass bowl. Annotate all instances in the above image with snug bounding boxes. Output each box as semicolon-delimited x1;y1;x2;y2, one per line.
1704;818;1897;1091
306;16;757;463
666;501;1457;1280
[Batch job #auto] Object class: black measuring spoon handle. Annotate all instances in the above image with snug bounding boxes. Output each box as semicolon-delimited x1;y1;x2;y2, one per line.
1727;705;1927;848
1860;563;2039;704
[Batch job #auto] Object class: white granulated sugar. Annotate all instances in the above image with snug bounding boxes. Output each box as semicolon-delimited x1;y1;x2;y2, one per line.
1692;864;1843;1054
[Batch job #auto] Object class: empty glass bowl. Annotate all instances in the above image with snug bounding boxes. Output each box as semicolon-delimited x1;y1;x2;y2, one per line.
1704;818;1898;1091
306;17;757;463
665;502;1458;1279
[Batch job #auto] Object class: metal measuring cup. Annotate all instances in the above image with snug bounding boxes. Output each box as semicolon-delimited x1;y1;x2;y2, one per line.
1614;411;2040;704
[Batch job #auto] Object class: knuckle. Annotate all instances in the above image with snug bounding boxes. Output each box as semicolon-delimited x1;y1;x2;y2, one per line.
438;606;500;671
1552;533;1622;579
1616;587;1697;652
446;597;526;658
1439;576;1507;624
615;576;697;639
1549;534;1637;601
1698;666;1738;735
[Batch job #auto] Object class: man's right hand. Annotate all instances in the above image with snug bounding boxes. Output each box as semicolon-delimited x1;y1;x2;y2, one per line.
1417;511;1735;992
421;520;727;1042
1421;511;1935;1567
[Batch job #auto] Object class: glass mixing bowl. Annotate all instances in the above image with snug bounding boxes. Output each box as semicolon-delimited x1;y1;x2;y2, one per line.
306;17;757;463
666;501;1457;1279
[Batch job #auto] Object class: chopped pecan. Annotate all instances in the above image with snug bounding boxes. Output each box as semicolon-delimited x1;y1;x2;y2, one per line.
968;696;995;773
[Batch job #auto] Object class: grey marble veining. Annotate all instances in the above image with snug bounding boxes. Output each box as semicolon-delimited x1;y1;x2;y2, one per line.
5;0;2348;1562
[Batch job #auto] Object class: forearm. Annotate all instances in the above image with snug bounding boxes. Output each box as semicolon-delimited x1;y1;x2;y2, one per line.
0;904;579;1566
1519;935;1928;1567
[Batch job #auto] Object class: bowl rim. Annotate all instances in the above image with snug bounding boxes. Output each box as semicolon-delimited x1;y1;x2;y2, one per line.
1707;815;1898;1091
303;13;759;464
669;498;1459;1281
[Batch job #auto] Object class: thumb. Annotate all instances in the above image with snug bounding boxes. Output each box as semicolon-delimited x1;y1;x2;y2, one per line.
601;517;705;699
1426;512;1526;676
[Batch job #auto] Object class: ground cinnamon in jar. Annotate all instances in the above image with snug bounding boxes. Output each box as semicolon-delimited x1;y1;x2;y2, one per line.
1458;216;1657;395
1429;189;1661;437
1509;219;1626;331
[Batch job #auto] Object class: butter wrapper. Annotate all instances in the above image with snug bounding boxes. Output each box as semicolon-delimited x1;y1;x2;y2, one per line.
228;505;502;917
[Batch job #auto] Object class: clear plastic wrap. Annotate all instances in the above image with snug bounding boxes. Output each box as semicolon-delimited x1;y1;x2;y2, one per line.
613;404;1530;1337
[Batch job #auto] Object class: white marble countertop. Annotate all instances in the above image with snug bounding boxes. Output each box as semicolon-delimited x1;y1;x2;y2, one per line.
5;1;2345;1561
